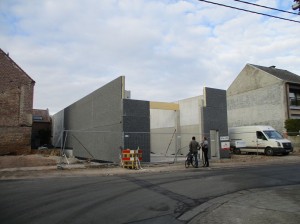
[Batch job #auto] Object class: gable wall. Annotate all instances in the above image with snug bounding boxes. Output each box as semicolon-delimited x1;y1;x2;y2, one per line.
228;64;282;96
0;50;34;155
227;64;287;132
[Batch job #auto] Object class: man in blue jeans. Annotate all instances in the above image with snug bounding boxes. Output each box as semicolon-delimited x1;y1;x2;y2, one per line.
201;136;209;167
189;136;200;168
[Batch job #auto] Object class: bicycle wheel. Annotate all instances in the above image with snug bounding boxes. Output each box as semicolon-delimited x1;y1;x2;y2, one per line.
191;157;196;167
185;160;190;168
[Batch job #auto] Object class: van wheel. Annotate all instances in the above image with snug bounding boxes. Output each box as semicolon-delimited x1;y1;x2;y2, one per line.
265;147;273;156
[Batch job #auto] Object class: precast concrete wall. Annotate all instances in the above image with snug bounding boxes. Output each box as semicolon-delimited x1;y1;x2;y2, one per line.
179;96;201;126
150;109;177;155
151;109;177;129
123;99;150;162
150;108;176;155
179;126;202;155
178;96;203;155
52;76;124;163
52;110;64;148
203;87;229;158
150;127;177;155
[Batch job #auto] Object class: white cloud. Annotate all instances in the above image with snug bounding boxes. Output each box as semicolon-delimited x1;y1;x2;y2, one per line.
1;0;299;114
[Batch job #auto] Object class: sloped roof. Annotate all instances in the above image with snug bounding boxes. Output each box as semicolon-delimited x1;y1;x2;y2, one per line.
250;64;300;84
33;109;51;122
0;48;35;83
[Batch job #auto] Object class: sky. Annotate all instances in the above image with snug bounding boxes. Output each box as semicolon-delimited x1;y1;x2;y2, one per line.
1;0;300;115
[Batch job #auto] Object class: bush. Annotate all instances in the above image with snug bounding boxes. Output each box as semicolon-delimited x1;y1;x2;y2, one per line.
285;119;300;136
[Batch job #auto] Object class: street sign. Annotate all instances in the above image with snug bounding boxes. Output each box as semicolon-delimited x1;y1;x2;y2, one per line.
220;136;229;141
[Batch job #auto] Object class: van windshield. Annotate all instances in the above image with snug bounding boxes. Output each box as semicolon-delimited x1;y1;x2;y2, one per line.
263;130;283;140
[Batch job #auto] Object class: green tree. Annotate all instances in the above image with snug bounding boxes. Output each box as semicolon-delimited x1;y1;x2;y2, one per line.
285;119;300;136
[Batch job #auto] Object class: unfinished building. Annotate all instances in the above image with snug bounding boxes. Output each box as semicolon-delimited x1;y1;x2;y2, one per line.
52;76;230;163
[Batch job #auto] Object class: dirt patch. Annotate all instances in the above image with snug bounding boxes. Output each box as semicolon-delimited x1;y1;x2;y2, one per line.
0;152;299;171
0;154;58;169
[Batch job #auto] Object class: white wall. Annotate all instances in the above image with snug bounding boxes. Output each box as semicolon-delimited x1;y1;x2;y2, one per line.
150;96;204;155
179;96;201;126
150;109;176;129
227;65;287;132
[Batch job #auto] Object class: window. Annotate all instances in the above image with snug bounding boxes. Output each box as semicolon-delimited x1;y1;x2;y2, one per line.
263;130;283;140
256;131;267;140
33;115;43;121
289;89;300;107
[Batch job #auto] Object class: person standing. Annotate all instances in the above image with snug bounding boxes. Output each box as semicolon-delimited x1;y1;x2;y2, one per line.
201;137;209;167
189;136;200;168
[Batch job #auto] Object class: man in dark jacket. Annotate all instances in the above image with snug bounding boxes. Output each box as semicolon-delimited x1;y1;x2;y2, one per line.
201;136;209;167
189;136;200;168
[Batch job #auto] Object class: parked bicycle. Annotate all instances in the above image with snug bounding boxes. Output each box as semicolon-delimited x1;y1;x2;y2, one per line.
185;152;196;168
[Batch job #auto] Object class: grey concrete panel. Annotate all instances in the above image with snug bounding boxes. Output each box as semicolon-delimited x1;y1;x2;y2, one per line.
51;109;64;148
53;76;124;163
123;99;150;162
205;87;227;109
203;87;229;158
178;126;201;155
150;128;177;156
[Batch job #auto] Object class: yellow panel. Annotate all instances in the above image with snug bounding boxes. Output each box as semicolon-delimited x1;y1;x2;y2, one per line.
150;101;179;110
121;76;125;99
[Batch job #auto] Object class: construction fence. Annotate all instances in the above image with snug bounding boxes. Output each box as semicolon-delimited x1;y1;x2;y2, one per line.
55;130;300;163
56;130;209;163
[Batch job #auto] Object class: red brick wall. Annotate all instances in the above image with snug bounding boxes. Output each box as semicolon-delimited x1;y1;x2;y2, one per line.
0;50;35;155
0;127;32;155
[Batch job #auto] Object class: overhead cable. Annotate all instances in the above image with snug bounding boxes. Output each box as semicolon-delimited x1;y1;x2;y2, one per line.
197;0;300;24
233;0;299;15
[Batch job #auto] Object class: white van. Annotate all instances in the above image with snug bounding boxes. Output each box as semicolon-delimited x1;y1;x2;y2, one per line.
229;126;293;156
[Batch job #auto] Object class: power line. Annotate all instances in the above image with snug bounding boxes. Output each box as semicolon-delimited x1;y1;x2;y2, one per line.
197;0;300;24
233;0;299;16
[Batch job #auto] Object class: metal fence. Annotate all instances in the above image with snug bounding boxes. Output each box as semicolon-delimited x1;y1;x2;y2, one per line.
57;130;209;163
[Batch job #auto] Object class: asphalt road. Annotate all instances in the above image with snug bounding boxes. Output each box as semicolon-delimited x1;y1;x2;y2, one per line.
0;163;300;224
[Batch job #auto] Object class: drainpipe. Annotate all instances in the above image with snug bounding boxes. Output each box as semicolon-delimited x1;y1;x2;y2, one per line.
285;82;290;119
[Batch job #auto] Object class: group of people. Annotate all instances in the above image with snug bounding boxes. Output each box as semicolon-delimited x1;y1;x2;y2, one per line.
189;136;209;168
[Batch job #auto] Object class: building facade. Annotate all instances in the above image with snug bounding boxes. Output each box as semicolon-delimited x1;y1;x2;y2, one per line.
31;109;52;149
227;64;300;133
0;49;35;155
150;87;229;159
52;76;151;163
52;77;230;163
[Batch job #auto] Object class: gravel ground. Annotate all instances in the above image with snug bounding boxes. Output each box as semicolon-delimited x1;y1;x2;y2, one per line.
0;151;300;180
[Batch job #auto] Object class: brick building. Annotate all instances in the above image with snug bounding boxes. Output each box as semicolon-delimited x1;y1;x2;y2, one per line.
0;49;35;155
32;109;52;149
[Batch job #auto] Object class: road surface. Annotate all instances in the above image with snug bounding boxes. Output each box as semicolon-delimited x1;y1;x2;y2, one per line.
0;163;299;224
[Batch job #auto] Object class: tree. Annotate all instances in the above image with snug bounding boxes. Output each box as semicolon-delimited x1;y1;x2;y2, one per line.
285;119;300;136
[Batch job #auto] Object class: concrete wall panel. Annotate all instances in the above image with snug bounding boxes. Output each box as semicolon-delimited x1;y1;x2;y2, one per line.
150;109;176;129
52;109;64;147
150;128;177;155
179;96;201;125
203;87;229;158
123;99;150;162
52;76;124;163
